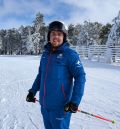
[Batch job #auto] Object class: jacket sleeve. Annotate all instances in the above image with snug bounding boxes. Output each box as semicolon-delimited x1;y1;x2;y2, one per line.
68;51;86;106
29;62;41;96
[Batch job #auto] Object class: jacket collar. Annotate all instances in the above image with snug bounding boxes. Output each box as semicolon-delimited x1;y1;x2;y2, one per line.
44;42;69;53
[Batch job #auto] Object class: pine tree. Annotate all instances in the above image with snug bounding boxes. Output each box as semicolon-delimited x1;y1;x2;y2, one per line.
99;23;112;45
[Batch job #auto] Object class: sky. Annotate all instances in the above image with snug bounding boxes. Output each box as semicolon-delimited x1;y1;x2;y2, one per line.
0;0;120;29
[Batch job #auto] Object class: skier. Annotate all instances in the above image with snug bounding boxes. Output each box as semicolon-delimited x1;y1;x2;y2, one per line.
26;21;86;129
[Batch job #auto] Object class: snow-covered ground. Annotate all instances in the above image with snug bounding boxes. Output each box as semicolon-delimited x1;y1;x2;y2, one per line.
0;56;120;129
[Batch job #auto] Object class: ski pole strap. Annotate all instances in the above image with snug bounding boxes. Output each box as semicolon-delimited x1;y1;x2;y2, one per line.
77;109;115;124
35;98;39;102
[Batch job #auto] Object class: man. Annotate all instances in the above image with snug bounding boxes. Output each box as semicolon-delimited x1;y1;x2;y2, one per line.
26;21;86;129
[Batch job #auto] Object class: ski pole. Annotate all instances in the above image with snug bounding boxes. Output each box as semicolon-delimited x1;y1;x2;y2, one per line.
77;109;115;124
35;99;115;124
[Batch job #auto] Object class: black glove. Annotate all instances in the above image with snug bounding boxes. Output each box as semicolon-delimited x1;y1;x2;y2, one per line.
64;102;78;113
26;92;36;103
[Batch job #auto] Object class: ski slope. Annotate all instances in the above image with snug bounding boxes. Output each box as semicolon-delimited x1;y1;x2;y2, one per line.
0;55;120;129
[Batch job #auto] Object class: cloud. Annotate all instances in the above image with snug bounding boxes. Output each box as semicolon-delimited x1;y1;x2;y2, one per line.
58;0;120;24
0;0;55;29
0;0;120;29
0;18;31;29
0;0;54;16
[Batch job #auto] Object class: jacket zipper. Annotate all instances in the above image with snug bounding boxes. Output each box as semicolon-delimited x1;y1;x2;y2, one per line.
43;52;52;106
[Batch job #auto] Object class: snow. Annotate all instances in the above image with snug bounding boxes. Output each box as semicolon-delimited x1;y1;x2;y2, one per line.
0;56;120;129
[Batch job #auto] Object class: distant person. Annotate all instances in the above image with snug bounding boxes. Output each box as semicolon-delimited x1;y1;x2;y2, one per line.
26;21;86;129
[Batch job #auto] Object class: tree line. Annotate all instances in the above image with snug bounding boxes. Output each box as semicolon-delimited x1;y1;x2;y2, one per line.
0;12;113;55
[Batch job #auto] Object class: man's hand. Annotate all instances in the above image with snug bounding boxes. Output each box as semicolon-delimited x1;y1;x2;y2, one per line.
64;102;78;113
26;92;36;103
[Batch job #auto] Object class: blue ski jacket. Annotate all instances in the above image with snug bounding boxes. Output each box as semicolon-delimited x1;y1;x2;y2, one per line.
29;42;86;109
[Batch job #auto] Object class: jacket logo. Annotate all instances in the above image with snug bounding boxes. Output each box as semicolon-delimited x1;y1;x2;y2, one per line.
57;53;63;58
56;117;64;120
76;60;82;67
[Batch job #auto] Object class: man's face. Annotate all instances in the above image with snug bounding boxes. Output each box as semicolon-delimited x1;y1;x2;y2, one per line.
50;31;64;48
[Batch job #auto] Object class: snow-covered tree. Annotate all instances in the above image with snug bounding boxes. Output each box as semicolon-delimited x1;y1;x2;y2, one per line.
33;12;44;33
68;24;75;45
99;23;112;45
106;11;120;46
0;29;6;54
0;36;2;50
3;28;21;54
18;26;28;54
27;33;42;54
68;24;82;45
26;13;46;54
77;21;102;46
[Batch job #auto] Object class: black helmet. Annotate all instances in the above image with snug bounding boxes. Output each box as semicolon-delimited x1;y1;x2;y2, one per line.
47;21;67;42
